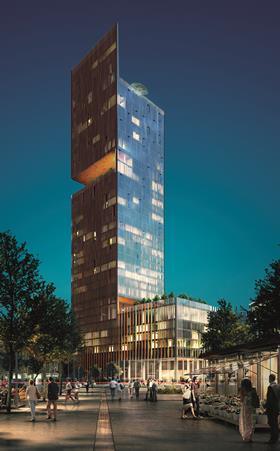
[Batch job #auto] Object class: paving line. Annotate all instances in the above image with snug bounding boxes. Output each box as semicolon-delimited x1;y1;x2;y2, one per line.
93;392;115;451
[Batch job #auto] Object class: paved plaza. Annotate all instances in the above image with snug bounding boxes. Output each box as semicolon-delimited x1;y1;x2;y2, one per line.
0;388;276;450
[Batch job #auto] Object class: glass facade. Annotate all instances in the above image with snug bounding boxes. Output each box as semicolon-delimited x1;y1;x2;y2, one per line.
117;297;214;380
117;79;164;300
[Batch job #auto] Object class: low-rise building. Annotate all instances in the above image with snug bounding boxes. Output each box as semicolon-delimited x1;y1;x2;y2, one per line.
84;296;215;381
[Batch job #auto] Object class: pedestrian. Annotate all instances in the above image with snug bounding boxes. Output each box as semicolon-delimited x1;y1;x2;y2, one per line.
134;379;141;399
145;379;150;401
128;380;134;398
85;380;89;394
47;377;59;422
109;379;118;400
239;378;258;442
148;379;154;401
26;380;40;422
181;380;197;419
151;380;158;402
191;377;201;417
73;381;80;403
65;379;75;402
264;374;280;444
117;380;124;401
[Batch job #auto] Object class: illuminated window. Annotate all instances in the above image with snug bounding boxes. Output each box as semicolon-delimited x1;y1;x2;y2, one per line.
132;131;140;141
131;115;140;126
87;117;93;126
93;266;100;274
152;213;164;224
88;92;92;103
108;94;116;109
152;198;163;209
100;330;108;338
118;237;125;245
118;162;139;181
109;236;116;246
117;95;126;108
118;150;132;167
118;196;127;206
151;181;164;195
92;134;100;145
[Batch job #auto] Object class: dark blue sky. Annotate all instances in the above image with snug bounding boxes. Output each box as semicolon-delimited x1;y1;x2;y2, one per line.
1;0;279;308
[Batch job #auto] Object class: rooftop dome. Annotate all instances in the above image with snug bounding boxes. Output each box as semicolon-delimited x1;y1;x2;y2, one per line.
130;82;149;96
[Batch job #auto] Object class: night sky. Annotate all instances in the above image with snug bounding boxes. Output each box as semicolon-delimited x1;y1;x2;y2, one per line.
1;0;279;308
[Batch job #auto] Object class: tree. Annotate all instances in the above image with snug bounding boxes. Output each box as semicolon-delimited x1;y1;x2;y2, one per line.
90;365;101;381
0;232;52;412
247;259;280;338
26;297;83;386
106;362;123;379
202;299;251;353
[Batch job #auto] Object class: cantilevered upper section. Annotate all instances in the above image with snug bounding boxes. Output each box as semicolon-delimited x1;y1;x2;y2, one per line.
71;24;118;183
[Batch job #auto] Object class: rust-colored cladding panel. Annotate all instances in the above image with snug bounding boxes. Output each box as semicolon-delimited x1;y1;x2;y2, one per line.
71;25;119;346
71;24;118;181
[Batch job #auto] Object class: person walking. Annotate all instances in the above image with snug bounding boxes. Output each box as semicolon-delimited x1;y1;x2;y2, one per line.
26;380;40;422
264;374;280;444
47;377;59;421
128;380;134;399
85;380;89;394
181;380;197;419
151;380;158;402
239;378;258;443
109;379;118;400
134;379;141;399
191;377;201;417
65;379;75;402
116;380;124;401
73;380;80;403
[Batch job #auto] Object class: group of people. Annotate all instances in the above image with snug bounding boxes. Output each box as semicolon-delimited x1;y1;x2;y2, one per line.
181;376;201;419
109;378;156;401
26;377;59;422
145;379;158;402
239;373;280;444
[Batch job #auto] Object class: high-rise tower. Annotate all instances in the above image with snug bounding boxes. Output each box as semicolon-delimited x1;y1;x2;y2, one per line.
71;25;164;369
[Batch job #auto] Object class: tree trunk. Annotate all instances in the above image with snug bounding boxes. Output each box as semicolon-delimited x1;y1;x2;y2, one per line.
6;350;14;413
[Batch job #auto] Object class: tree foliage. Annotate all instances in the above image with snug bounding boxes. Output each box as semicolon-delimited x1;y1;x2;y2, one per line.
0;231;83;411
106;361;123;378
0;232;51;411
247;259;280;338
202;299;251;353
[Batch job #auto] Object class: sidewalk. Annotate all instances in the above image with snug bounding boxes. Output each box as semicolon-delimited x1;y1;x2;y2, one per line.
0;393;100;450
108;396;271;451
